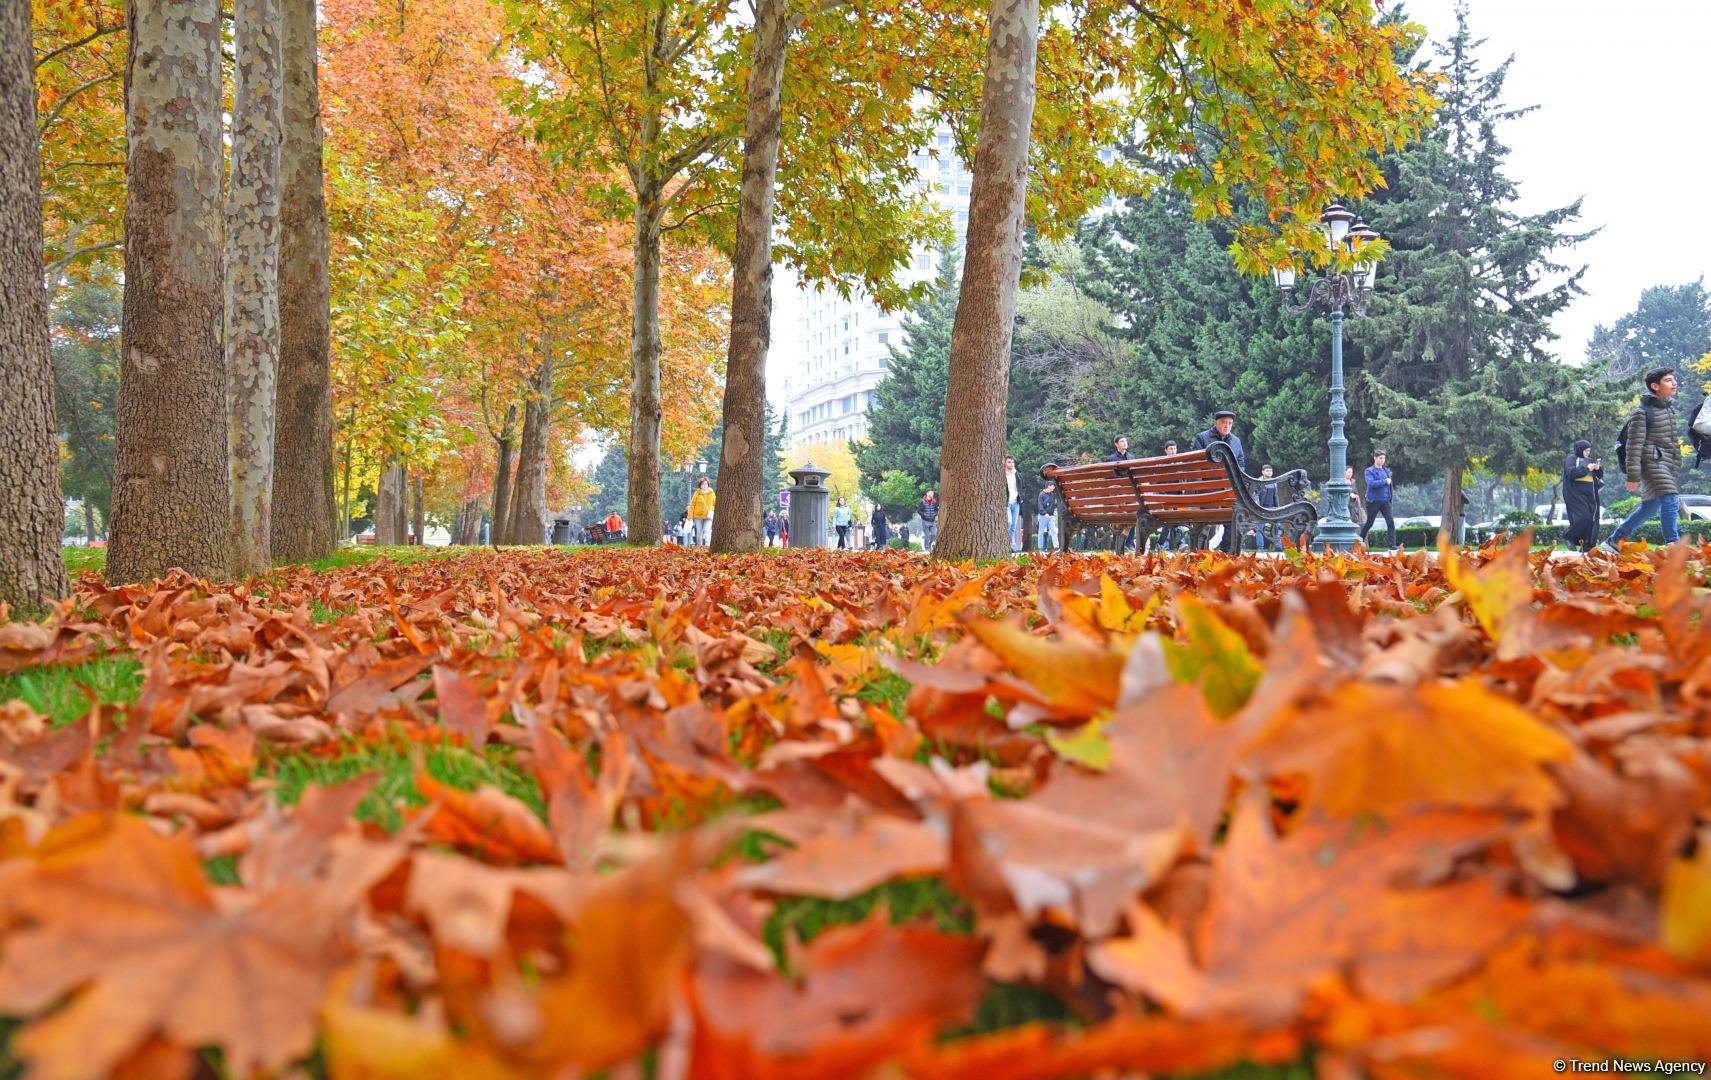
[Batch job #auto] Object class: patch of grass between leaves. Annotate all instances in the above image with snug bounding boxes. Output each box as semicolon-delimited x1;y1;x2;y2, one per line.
0;655;144;727
762;877;974;972
259;732;545;834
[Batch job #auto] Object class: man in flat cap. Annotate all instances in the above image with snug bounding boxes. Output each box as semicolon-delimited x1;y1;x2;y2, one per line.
1192;410;1246;473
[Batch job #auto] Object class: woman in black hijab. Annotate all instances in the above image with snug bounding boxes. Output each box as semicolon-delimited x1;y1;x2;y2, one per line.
1562;439;1603;553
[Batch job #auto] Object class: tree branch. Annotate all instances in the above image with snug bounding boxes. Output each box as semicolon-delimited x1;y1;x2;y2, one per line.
37;70;122;135
35;22;123;70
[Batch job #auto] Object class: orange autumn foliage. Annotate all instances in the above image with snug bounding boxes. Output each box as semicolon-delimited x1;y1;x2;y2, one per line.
0;536;1709;1077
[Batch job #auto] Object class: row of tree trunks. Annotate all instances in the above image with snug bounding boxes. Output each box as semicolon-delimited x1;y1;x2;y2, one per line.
710;0;790;555
271;0;337;565
934;0;1040;562
374;459;409;545
502;350;557;545
106;0;231;585
453;497;484;545
0;0;71;611
225;0;285;576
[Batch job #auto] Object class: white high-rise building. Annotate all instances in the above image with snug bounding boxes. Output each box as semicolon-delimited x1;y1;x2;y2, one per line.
772;127;972;454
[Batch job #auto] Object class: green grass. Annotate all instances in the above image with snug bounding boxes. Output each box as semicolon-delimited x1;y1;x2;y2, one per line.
850;667;913;719
60;547;106;575
260;731;545;835
762;877;974;971
293;544;481;573
0;655;144;726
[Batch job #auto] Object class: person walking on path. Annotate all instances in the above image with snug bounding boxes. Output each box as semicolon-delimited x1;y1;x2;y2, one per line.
871;505;889;549
1004;456;1021;552
1192;411;1246;472
1255;464;1280;550
604;511;625;541
1358;450;1396;548
918;490;939;551
1603;367;1684;550
832;497;853;549
687;478;716;546
1037;481;1059;551
1345;466;1366;531
1562;439;1604;553
763;510;779;547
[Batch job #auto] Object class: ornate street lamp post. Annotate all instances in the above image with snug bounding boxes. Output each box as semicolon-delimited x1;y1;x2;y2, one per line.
1273;204;1381;552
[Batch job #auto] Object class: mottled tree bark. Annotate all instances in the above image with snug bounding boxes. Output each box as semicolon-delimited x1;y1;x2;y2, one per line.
1441;461;1465;546
934;0;1038;562
375;458;407;545
626;187;664;546
107;0;231;585
411;474;425;546
710;0;789;555
505;351;556;546
491;405;517;546
0;0;71;612
271;0;336;563
226;0;284;575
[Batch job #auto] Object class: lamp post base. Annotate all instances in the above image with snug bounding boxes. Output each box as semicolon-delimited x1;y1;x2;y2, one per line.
1312;516;1362;552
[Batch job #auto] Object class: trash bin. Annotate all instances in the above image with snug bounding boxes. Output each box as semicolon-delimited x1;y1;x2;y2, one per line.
786;463;832;549
550;519;573;545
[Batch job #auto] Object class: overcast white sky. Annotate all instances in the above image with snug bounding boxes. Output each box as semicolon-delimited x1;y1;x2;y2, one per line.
1401;0;1711;361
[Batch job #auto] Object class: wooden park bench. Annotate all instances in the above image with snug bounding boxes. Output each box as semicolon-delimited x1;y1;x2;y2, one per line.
1041;444;1318;554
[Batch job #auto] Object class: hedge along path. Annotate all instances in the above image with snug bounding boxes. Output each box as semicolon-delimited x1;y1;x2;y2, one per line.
0;539;1708;1078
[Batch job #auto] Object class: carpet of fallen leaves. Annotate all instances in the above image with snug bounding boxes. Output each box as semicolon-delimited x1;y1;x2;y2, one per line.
1;540;1710;1079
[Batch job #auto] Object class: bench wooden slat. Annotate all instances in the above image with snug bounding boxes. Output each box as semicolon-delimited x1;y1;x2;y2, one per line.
1043;445;1318;554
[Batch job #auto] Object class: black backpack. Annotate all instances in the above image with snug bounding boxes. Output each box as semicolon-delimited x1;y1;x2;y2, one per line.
1615;405;1652;477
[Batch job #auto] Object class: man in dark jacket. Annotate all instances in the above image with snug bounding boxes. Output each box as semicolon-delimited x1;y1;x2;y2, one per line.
917;490;939;551
1192;411;1246;472
1604;367;1683;549
1107;434;1132;462
1359;449;1396;547
870;505;889;549
1253;463;1280;550
1036;481;1059;551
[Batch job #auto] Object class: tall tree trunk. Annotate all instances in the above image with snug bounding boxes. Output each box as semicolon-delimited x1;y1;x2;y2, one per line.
455;496;483;545
84;502;98;546
226;0;284;576
0;0;71;612
375;458;407;545
1441;463;1465;547
411;473;425;545
711;0;790;555
272;0;336;564
107;0;230;585
934;0;1039;562
627;189;665;547
506;351;556;546
491;405;518;545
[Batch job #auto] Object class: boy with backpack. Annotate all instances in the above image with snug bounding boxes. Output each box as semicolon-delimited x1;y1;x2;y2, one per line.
1602;367;1685;550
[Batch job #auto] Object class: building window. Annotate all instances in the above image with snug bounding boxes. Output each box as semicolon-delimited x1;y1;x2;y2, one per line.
878;331;889;345
843;341;850;355
914;250;930;270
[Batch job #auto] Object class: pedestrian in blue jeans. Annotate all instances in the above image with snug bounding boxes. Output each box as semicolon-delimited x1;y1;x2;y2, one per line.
1359;450;1396;547
1603;367;1684;550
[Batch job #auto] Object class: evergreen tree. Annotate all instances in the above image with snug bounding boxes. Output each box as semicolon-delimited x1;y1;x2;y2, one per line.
588;444;628;521
1077;189;1349;478
1586;281;1711;404
1354;3;1620;537
51;277;122;530
856;252;959;492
